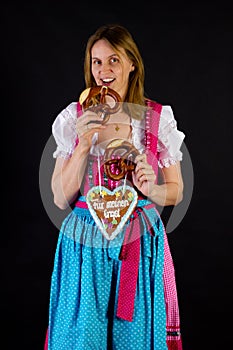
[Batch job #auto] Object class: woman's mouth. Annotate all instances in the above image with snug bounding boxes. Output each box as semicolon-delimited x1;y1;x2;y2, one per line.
100;78;115;86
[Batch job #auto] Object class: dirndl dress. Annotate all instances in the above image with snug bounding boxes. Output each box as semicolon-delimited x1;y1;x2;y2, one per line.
44;99;185;350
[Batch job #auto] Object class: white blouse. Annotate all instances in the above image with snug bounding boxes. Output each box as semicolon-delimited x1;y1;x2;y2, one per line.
52;102;185;168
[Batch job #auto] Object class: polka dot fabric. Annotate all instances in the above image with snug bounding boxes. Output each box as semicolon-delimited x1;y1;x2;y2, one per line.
47;205;168;350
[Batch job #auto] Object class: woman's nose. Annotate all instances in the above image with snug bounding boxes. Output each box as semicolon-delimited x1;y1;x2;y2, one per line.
100;62;112;73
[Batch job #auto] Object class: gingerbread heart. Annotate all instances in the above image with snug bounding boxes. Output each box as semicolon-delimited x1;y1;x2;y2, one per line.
86;185;138;240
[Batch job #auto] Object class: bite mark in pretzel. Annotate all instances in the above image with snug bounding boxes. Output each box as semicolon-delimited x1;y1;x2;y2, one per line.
79;86;122;124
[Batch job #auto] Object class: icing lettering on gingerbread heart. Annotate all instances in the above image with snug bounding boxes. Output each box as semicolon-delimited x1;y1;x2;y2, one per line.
86;185;138;240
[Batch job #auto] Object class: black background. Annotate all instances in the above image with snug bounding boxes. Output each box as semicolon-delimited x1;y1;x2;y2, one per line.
3;1;233;349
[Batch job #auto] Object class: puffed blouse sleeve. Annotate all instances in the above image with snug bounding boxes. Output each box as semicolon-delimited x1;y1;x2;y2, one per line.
52;102;78;159
157;105;185;168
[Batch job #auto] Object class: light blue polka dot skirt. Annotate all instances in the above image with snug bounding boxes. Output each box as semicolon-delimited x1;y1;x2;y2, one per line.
48;200;168;350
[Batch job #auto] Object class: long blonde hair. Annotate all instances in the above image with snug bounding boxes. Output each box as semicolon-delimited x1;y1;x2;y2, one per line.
84;24;145;107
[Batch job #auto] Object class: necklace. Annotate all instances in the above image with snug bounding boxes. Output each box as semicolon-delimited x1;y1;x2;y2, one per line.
108;111;131;132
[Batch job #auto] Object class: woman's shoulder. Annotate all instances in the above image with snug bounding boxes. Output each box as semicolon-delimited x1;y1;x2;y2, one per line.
52;102;78;134
145;98;162;109
58;101;78;119
52;102;78;128
145;98;174;120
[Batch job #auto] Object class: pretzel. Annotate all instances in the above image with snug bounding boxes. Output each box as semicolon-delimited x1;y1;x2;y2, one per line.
79;86;122;124
103;139;140;181
79;87;138;181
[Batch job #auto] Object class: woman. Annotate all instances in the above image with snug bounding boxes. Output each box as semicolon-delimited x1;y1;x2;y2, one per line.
45;24;185;350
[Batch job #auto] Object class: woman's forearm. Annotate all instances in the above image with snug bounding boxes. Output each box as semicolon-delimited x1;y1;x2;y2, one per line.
148;182;183;207
52;144;90;209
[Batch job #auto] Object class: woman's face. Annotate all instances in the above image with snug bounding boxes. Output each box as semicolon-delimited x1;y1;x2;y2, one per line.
91;39;134;100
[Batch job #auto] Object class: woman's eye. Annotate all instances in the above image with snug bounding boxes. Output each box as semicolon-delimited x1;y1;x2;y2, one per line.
110;57;119;63
93;60;101;65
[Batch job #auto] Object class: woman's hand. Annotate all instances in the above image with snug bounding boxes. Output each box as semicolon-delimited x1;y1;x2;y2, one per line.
132;153;156;197
76;110;106;150
133;154;184;206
